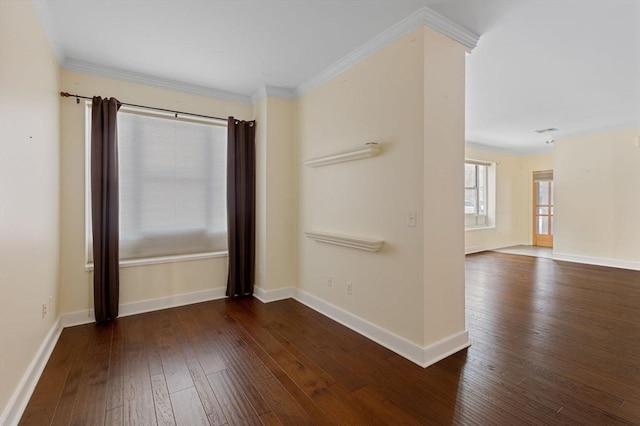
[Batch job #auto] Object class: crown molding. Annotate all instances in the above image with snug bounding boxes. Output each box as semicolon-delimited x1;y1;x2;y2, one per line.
466;121;639;157
465;141;553;157
251;85;297;103
421;7;479;51
295;6;479;97
553;121;639;140
31;0;66;64
63;58;253;104
35;3;477;106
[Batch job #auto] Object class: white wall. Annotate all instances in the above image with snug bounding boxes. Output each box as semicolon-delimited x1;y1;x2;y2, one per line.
297;26;468;353
0;0;61;419
554;128;640;269
58;70;252;315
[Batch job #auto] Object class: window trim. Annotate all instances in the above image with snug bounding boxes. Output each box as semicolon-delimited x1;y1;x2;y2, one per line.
84;251;228;271
465;159;495;231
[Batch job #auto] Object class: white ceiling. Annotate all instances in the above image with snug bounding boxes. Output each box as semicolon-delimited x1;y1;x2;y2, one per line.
34;0;639;155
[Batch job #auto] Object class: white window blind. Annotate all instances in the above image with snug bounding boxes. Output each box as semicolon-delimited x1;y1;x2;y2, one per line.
116;110;228;260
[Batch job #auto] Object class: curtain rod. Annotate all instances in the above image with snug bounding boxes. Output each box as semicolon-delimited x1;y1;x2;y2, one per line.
60;92;228;122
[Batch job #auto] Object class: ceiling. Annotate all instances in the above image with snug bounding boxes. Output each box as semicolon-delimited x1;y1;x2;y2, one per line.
34;0;639;155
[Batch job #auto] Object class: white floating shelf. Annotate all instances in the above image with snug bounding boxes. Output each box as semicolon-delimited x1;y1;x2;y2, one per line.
303;143;380;167
304;231;383;252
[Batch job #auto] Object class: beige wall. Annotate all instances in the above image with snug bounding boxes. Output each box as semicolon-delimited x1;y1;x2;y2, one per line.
422;29;467;344
466;129;639;269
6;2;636;420
254;96;298;292
254;98;268;288
59;70;252;315
521;153;554;245
464;146;554;252
554;128;640;267
297;27;467;347
0;0;61;417
464;146;526;252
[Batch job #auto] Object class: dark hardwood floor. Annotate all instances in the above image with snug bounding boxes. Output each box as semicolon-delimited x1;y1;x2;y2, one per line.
20;252;640;425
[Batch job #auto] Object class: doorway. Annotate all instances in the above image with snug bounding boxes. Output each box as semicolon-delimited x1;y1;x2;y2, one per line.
533;170;553;247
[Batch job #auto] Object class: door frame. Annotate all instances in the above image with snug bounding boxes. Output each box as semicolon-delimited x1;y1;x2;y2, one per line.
532;170;554;247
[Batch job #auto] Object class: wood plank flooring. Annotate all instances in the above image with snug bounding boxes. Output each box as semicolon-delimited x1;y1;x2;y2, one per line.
19;252;640;425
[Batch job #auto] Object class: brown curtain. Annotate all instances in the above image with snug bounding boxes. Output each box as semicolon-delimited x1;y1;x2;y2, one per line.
226;117;256;297
91;97;121;322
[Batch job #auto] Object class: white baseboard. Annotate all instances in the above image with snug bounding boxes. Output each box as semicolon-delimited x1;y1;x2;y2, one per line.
253;286;294;303
293;289;469;368
0;318;63;426
61;309;96;328
465;241;526;255
3;285;472;425
553;252;640;271
61;287;228;327
422;331;471;367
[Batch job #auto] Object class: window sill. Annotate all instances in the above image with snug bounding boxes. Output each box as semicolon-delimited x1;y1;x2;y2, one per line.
85;251;228;271
465;225;496;232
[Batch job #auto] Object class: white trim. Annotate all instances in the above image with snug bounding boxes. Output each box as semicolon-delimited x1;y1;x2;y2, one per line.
293;289;424;365
465;141;552;157
304;231;384;252
295;6;478;96
119;105;228;126
553;121;638;141
84;251;228;271
466;122;638;156
552;252;640;272
61;309;96;328
464;225;496;232
63;58;252;104
32;4;477;106
253;286;295;303
464;158;493;167
422;331;471;367
2;286;471;424
0;318;63;426
251;85;297;103
293;289;470;368
61;287;228;327
465;241;527;255
421;7;479;50
303;144;381;167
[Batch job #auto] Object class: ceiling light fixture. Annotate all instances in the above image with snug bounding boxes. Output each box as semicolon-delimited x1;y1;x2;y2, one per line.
535;127;559;134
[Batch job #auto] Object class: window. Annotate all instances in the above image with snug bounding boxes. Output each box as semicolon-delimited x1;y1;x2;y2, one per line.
86;106;228;265
465;160;493;228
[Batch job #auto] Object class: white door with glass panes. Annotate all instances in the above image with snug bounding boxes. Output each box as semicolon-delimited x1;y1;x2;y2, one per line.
533;170;553;247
